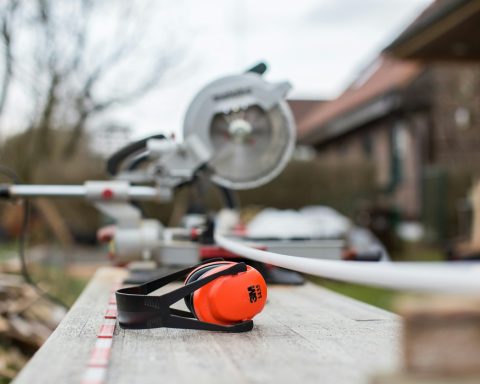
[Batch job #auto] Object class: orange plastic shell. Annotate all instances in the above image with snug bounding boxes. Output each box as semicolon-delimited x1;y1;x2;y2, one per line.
188;263;267;326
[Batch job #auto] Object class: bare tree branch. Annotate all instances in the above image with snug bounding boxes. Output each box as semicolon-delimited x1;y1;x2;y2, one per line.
0;0;19;119
2;0;183;164
62;55;171;157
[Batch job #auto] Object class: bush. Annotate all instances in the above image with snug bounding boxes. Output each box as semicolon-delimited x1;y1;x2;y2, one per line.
238;158;376;216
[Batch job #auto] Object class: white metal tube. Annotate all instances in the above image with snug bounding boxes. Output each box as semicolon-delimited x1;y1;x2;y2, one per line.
9;185;87;197
8;184;160;200
215;233;480;294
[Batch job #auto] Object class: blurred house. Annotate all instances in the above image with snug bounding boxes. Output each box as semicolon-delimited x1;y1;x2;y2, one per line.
386;0;480;61
297;0;480;238
287;99;326;131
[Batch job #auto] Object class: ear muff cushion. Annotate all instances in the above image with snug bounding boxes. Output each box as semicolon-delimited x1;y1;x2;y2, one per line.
192;264;267;326
184;261;233;316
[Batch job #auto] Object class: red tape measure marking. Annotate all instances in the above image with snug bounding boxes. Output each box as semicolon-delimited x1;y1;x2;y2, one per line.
88;339;113;366
104;306;118;319
81;280;122;384
108;293;117;305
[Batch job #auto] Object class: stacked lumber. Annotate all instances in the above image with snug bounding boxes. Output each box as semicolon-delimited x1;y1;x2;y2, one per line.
0;346;27;380
450;180;480;260
0;273;66;380
372;295;480;383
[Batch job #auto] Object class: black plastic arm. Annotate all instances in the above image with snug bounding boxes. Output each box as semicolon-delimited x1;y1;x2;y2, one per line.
0;184;10;199
106;134;166;176
246;62;267;75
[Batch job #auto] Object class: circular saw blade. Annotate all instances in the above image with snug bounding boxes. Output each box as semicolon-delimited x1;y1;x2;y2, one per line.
209;105;292;189
183;73;295;190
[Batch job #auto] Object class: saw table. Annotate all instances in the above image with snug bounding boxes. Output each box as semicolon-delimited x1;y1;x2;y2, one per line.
13;267;401;384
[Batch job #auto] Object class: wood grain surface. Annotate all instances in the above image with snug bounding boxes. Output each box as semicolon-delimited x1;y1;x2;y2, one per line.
13;267;401;384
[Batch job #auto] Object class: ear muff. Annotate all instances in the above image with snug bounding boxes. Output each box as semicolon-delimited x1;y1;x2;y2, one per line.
184;261;232;316
184;261;267;326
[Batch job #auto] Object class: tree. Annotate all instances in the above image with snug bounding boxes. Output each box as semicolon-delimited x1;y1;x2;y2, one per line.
0;0;183;162
0;0;18;118
0;0;184;246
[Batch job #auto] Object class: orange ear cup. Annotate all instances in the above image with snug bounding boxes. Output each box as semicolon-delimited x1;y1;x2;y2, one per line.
184;261;267;326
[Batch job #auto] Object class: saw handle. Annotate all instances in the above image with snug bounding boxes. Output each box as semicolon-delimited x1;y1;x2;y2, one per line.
246;62;267;75
106;134;165;176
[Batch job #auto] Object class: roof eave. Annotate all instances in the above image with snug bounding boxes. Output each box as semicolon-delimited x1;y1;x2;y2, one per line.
384;0;478;59
299;91;403;146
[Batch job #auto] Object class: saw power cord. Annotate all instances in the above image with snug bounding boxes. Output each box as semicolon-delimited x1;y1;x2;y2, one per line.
0;166;68;308
215;232;480;294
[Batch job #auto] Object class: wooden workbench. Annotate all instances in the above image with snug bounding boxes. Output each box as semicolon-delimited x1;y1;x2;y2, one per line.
13;267;401;384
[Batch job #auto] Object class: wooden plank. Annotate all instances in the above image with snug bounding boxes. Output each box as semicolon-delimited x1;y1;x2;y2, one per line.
13;267;401;384
12;267;126;384
400;295;480;376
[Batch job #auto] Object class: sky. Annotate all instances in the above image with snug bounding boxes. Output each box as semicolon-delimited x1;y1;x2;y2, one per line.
111;0;433;140
2;0;434;141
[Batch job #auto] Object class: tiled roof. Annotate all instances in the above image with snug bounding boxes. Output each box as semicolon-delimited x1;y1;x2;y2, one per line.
287;99;327;131
385;0;468;53
298;56;423;141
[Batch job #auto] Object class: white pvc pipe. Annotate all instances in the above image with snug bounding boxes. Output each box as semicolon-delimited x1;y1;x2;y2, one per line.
215;233;480;294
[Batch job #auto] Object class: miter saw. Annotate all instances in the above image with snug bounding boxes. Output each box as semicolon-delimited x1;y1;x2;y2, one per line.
1;62;303;283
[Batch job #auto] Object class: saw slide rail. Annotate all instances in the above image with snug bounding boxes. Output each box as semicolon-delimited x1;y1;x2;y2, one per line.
215;233;480;294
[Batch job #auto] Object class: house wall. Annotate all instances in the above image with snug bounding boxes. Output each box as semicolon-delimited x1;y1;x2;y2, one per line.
391;120;422;218
372;124;391;187
314;114;424;218
430;62;480;169
304;62;480;234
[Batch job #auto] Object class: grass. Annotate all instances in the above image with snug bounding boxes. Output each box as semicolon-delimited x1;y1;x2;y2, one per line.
391;242;445;262
0;243;17;262
0;246;88;307
310;277;398;312
1;240;89;307
26;264;89;307
310;242;446;312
